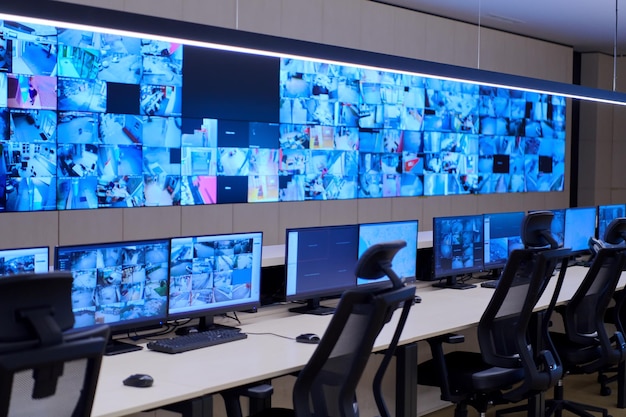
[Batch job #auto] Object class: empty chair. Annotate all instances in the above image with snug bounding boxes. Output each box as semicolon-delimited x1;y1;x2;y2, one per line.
220;240;416;417
418;211;569;417
0;272;110;417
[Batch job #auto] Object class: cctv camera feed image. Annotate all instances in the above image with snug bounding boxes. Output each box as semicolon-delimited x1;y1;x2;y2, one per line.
55;239;170;329
0;15;566;212
0;246;48;276
357;220;418;285
433;214;484;278
168;232;263;318
483;211;525;270
598;204;626;244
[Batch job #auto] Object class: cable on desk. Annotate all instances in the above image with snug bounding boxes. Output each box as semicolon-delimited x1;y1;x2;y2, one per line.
245;331;295;341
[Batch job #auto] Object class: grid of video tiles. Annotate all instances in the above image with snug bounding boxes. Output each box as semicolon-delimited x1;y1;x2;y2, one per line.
0;16;566;212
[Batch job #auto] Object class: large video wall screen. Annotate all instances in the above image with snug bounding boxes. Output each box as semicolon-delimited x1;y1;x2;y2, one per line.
0;16;566;212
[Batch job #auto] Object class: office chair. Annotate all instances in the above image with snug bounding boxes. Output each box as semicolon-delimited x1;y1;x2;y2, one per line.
220;240;416;417
418;211;568;417
0;272;110;417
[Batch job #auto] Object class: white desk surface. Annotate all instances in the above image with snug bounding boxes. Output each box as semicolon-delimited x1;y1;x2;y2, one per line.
261;230;434;267
91;266;621;417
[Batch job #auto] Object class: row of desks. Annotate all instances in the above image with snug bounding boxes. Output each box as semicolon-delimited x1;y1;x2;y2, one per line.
92;266;617;417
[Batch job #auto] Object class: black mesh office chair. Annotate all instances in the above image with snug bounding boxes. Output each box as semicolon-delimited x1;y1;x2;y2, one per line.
597;218;626;404
0;272;110;417
220;240;416;417
418;211;568;417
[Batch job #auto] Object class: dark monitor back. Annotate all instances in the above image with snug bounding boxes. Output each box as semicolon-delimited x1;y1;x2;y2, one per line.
357;219;418;286
0;246;49;277
564;206;597;254
284;224;359;302
55;238;170;332
167;231;263;321
483;211;525;271
432;214;484;278
598;204;626;243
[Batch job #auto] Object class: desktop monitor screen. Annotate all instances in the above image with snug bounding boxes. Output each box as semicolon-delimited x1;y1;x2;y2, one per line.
357;220;418;285
168;231;263;326
0;246;49;276
432;214;484;279
285;224;359;314
598;204;626;242
564;206;597;254
483;211;525;271
55;239;170;331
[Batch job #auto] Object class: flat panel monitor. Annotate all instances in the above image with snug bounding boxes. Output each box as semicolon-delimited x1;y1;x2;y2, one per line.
0;246;49;276
168;231;263;331
55;238;170;354
285;224;359;315
598;204;626;244
432;214;484;289
357;220;418;286
563;206;597;254
483;211;525;274
530;208;565;248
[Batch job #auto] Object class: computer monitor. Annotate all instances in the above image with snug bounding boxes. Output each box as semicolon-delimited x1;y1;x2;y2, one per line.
357;220;418;286
598;204;626;243
483;211;525;274
563;206;597;254
285;224;359;315
168;231;263;331
530;208;565;248
432;214;484;289
0;246;49;276
55;238;170;354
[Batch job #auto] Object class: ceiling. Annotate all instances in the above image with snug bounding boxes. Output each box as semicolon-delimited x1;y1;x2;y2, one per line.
376;0;626;56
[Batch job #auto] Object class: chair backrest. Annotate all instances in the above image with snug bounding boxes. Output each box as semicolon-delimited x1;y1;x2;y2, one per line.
0;272;110;417
561;247;626;370
292;241;415;417
478;247;569;401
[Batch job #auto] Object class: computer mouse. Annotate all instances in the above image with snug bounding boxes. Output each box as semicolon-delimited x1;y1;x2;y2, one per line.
413;295;422;304
296;333;320;344
123;373;154;388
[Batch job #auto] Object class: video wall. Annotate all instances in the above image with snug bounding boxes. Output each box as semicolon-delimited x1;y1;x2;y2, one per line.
0;15;567;212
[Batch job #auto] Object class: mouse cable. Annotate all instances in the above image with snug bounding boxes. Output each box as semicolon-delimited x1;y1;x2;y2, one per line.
245;331;295;341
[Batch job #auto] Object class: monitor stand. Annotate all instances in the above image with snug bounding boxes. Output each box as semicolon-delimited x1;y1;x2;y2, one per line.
175;316;240;335
432;275;476;290
104;339;143;356
288;298;335;315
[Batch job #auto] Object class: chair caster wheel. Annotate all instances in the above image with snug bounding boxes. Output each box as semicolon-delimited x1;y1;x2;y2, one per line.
601;387;612;396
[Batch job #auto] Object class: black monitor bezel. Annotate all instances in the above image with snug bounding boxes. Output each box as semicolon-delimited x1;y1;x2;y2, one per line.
166;231;263;323
54;237;171;335
284;223;359;303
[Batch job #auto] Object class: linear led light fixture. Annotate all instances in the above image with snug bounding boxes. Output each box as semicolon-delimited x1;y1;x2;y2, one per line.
3;8;626;107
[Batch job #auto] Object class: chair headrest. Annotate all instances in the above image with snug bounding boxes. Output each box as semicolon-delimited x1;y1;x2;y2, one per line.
604;217;626;245
355;240;406;286
522;211;559;249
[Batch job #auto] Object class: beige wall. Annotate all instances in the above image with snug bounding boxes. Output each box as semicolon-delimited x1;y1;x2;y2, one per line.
3;0;573;257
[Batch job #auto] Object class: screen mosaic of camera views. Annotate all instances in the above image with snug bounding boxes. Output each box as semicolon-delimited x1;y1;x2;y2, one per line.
433;215;484;278
55;239;170;328
168;232;262;319
0;17;566;212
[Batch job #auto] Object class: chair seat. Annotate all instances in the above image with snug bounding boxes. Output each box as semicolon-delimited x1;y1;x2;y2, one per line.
550;332;601;368
419;351;525;394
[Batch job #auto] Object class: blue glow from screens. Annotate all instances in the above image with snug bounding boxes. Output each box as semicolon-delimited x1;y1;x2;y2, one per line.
0;246;48;276
55;239;170;330
598;204;626;242
357;220;418;285
168;231;263;320
433;214;484;278
0;15;566;212
483;211;525;270
285;224;358;301
563;207;596;253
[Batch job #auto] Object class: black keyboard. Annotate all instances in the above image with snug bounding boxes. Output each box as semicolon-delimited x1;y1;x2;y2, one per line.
147;328;248;354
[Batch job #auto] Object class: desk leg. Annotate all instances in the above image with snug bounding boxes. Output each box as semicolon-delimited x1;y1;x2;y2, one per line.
162;394;213;417
395;342;418;417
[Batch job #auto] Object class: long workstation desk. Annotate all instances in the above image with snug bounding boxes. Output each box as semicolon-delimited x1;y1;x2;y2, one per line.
91;265;626;417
